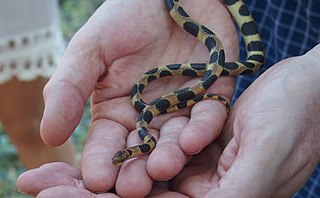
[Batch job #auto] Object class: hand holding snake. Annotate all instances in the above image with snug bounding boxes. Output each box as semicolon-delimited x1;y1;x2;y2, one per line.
18;0;320;197
39;0;258;195
112;0;264;165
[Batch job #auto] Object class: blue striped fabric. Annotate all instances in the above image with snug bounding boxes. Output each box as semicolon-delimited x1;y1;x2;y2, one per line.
232;0;320;197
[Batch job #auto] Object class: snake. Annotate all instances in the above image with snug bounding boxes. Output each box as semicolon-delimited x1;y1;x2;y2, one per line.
112;0;265;165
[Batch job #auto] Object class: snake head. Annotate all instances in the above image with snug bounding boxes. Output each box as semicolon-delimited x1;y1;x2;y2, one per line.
112;150;130;166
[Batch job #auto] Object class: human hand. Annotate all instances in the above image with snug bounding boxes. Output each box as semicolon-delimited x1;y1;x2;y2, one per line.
16;161;191;198
18;46;320;198
38;0;238;196
18;53;320;196
152;44;320;197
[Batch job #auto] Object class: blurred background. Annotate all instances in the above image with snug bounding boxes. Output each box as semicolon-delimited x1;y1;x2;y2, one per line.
0;0;104;197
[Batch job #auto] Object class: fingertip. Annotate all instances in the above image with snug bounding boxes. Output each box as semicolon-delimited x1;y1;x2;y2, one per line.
179;100;228;154
147;117;190;181
40;117;69;146
147;144;188;181
179;130;202;155
81;120;127;192
40;81;86;146
116;159;153;198
179;120;215;155
16;170;30;194
16;169;41;196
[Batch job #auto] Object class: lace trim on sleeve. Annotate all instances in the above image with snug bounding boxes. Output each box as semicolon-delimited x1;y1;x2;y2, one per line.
0;26;64;84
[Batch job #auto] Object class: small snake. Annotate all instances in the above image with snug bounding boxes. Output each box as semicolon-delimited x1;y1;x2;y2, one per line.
112;0;265;165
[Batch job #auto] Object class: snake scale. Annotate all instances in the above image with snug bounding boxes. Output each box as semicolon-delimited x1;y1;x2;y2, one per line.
112;0;265;165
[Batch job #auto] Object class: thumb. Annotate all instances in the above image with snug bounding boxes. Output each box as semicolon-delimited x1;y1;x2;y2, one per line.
41;30;104;146
212;137;280;198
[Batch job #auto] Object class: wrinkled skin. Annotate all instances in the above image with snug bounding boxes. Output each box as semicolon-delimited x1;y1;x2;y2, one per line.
18;44;320;198
17;0;320;197
18;0;237;197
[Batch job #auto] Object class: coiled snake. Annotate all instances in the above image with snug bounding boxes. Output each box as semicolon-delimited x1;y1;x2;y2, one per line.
112;0;265;165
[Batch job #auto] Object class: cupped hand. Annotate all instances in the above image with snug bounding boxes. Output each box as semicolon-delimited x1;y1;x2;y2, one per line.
36;0;238;197
154;44;320;197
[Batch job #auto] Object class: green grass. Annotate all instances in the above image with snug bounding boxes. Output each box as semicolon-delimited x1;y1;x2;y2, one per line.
0;126;26;197
59;0;106;40
0;0;104;197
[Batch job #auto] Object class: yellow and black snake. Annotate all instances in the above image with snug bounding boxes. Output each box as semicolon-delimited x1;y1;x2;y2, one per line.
112;0;265;165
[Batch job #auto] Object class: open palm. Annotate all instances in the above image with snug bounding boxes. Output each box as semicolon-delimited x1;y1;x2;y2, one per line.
19;0;239;197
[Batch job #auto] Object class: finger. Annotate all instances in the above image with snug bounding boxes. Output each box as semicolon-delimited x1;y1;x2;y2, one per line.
115;129;159;198
41;31;104;146
39;162;83;179
81;119;128;192
212;115;298;198
17;162;84;197
147;116;190;181
82;96;148;193
180;99;229;155
37;186;119;198
170;143;222;196
206;138;276;198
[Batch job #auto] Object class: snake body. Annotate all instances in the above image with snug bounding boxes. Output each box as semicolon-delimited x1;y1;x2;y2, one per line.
112;0;265;165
